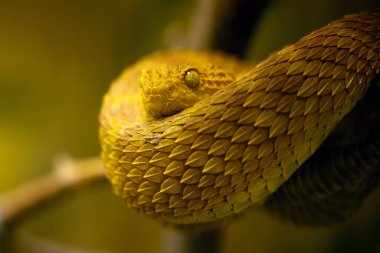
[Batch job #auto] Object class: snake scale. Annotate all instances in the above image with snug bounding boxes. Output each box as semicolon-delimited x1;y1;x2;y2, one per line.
99;12;380;225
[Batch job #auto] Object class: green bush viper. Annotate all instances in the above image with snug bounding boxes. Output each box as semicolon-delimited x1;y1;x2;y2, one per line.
99;12;380;225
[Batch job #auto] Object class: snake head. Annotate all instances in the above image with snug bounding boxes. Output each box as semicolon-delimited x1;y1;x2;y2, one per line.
137;51;243;119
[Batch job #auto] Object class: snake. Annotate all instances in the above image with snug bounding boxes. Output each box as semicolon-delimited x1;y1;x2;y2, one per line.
99;12;380;226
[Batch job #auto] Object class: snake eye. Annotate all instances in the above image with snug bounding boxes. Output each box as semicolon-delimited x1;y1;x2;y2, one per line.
184;69;200;88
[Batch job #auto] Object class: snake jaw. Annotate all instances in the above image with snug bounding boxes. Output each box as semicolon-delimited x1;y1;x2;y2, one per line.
140;68;199;119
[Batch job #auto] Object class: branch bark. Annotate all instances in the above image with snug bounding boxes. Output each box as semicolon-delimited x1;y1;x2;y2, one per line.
163;229;222;253
0;155;104;226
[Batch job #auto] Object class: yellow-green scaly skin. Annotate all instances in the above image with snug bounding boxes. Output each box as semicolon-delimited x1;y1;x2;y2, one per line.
138;50;253;119
99;13;380;225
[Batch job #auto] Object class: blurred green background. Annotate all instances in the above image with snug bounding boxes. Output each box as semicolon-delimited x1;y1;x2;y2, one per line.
1;0;380;252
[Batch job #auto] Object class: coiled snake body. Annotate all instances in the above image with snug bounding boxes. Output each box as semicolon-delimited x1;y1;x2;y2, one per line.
99;13;380;225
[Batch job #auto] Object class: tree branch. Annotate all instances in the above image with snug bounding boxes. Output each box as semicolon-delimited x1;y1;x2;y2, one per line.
0;155;104;226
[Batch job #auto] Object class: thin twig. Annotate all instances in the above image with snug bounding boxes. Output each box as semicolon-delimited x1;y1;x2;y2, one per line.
187;0;225;50
0;155;104;226
163;229;222;253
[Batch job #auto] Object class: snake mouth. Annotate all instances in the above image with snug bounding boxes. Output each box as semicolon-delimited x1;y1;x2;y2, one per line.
144;101;164;119
145;100;182;119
